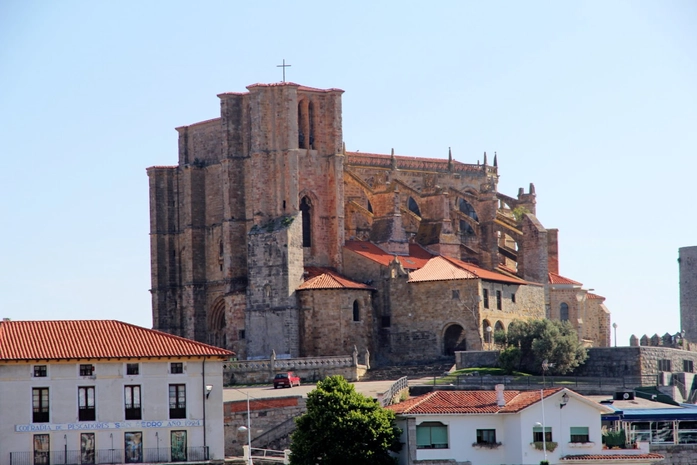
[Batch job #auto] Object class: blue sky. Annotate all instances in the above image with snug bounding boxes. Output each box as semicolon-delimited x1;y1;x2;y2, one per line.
1;1;695;346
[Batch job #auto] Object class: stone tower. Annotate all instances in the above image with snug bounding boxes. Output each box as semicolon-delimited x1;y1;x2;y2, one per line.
680;246;697;343
148;83;344;358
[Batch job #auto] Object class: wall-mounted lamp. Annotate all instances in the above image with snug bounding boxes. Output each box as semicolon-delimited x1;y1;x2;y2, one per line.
206;384;213;399
560;392;569;409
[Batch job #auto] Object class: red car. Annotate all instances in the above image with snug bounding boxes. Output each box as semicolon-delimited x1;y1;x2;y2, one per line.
273;372;300;388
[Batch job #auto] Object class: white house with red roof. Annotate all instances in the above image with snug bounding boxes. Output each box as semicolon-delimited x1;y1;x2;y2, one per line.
387;386;663;465
0;319;233;465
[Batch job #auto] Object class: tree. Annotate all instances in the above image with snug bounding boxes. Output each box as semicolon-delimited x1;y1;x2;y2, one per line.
290;375;401;465
501;319;587;375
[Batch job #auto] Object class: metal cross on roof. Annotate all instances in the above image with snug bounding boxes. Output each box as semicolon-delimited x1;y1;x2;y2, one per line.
277;59;291;82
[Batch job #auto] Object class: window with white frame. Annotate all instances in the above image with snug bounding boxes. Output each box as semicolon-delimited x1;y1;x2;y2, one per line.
169;384;186;419
124;385;141;420
33;365;47;377
126;363;139;375
416;422;448;449
32;387;49;423
170;362;184;374
570;426;589;443
78;386;95;421
533;425;552;442
476;429;497;445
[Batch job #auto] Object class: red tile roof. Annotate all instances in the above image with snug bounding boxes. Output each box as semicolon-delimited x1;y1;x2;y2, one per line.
549;272;583;285
0;320;233;361
587;292;605;300
387;388;563;415
298;267;374;290
560;453;664;462
408;256;527;285
344;241;432;270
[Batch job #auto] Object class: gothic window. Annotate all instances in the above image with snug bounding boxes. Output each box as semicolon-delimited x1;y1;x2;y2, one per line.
560;303;569;321
459;198;479;221
460;220;475;237
308;101;315;149
297;104;305;148
353;301;360;322
300;196;312;247
408;197;421;217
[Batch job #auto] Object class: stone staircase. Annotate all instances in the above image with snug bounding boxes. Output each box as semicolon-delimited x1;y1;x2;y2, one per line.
361;359;456;381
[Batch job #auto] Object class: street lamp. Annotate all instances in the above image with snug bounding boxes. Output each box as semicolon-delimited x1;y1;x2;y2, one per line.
612;322;618;347
237;391;253;465
486;325;493;350
535;420;548;462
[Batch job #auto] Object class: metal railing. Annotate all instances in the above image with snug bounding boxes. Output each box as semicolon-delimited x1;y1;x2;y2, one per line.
9;447;208;465
379;376;408;407
417;374;663;389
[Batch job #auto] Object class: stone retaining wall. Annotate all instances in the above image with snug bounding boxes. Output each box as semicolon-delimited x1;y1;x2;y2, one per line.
224;396;306;456
224;354;368;385
650;444;697;465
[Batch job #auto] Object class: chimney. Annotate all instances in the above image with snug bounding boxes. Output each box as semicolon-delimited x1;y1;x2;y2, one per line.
495;384;505;407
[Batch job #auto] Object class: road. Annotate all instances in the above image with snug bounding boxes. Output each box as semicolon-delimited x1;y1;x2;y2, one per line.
223;380;403;403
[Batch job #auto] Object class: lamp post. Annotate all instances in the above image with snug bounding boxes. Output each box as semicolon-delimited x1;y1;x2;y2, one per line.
238;391;253;465
486;325;493;350
612;322;618;347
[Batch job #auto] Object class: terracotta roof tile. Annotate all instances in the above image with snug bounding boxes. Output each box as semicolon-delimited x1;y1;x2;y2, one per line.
298;267;374;290
407;256;527;284
442;256;528;285
0;320;233;361
560;453;664;462
587;292;605;300
387;388;562;415
344;241;432;270
549;272;583;286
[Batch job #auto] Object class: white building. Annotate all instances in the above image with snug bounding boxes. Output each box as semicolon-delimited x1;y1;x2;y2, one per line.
0;319;233;464
388;386;664;465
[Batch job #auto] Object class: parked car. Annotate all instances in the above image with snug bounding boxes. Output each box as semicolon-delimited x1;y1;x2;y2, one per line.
273;371;300;388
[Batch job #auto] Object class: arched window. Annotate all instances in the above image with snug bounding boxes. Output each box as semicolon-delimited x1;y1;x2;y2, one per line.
459;198;479;221
297;104;305;148
308;101;315;149
560;303;569;321
353;300;360;322
460;219;475;237
408;197;421;217
300;196;312;247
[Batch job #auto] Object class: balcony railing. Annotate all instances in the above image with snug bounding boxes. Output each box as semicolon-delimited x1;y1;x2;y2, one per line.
9;447;208;465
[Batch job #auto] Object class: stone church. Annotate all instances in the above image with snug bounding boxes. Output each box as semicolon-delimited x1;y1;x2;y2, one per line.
147;81;610;365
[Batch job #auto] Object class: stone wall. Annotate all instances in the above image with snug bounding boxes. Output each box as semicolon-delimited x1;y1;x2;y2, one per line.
649;444;697;465
224;355;367;385
680;246;697;345
224;396;306;456
455;350;500;369
568;346;697;380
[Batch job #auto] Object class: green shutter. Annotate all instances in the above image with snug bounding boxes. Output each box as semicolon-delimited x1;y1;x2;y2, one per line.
416;427;431;447
570;427;588;435
431;426;448;447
